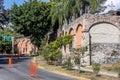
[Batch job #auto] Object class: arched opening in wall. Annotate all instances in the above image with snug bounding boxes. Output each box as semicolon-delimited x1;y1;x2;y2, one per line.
26;40;29;54
62;31;64;36
65;32;67;35
89;23;120;64
17;41;21;55
26;40;33;54
59;33;61;37
69;28;74;49
21;40;27;54
76;24;83;48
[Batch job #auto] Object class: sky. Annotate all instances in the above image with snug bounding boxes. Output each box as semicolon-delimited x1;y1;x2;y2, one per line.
102;0;120;13
4;0;50;9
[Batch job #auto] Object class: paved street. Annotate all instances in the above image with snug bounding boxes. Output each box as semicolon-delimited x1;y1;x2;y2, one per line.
0;56;79;80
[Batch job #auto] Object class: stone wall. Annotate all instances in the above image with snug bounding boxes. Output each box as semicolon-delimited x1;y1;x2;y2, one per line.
59;14;120;65
91;43;120;64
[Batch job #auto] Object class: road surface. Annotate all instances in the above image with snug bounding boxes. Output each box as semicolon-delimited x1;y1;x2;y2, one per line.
0;56;79;80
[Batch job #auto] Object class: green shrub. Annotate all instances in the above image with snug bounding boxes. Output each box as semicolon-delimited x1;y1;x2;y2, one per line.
92;63;100;76
66;57;73;70
103;66;113;71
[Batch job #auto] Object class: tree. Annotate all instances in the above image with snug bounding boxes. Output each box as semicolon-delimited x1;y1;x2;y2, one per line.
0;28;18;36
89;0;99;13
89;0;106;13
50;1;65;26
0;27;17;54
0;0;11;29
40;35;73;65
70;46;88;73
50;0;90;26
11;0;53;47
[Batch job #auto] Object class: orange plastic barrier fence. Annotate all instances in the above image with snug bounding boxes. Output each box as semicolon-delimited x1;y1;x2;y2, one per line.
8;57;12;68
30;61;38;77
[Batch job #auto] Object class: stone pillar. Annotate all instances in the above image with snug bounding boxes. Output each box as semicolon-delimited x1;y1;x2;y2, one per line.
81;31;90;65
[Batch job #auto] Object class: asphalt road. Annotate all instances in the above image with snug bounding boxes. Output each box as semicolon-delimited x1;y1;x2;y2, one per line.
0;56;79;80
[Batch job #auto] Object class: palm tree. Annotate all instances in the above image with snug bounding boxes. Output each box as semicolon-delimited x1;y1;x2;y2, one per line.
50;0;107;26
89;0;100;13
50;1;65;26
50;0;82;25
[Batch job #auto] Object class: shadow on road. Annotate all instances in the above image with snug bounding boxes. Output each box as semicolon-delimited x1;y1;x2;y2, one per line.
0;54;31;64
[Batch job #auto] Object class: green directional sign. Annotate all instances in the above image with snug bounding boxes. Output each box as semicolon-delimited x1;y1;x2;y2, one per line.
4;36;12;41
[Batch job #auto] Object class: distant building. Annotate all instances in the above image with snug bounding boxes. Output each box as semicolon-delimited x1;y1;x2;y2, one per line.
15;35;38;55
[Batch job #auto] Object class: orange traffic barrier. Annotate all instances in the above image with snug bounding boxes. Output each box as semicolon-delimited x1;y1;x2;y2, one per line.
30;61;38;77
8;57;12;68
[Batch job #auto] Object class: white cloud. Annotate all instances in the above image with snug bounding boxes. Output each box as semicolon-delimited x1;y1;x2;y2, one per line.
103;0;120;13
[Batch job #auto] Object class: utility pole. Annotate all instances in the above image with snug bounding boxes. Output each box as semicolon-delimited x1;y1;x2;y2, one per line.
12;37;14;54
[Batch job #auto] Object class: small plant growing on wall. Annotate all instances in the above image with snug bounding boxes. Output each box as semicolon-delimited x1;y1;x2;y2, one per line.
111;50;118;56
70;46;88;73
92;63;100;76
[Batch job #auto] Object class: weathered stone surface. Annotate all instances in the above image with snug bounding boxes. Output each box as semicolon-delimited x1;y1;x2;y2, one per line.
59;14;120;65
91;43;120;64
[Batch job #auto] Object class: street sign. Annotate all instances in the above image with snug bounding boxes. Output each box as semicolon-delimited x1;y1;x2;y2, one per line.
4;36;12;41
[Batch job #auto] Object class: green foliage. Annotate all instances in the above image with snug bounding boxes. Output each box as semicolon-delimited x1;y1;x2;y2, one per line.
79;46;88;55
113;61;120;74
70;46;88;73
50;0;89;25
111;50;118;56
89;0;99;13
70;46;88;63
11;0;53;47
92;63;100;75
0;40;12;53
66;57;73;70
0;28;18;36
0;27;18;54
61;35;73;45
39;35;73;65
103;66;113;71
50;0;102;26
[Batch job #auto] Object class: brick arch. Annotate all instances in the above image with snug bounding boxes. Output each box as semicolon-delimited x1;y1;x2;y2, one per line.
17;40;23;55
26;40;32;54
69;28;74;49
69;28;74;35
21;40;28;54
76;24;83;48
